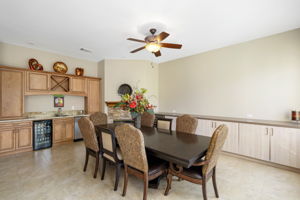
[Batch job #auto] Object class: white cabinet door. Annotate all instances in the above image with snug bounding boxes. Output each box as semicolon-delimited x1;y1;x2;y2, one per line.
239;123;270;161
165;116;177;131
270;127;300;168
197;119;214;136
216;121;239;154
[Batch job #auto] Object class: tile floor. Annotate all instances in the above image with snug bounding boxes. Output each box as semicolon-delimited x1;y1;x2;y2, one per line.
0;142;300;200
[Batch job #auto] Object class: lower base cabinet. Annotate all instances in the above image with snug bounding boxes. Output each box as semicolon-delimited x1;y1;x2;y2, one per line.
270;127;300;168
0;121;32;155
239;124;300;168
53;118;74;144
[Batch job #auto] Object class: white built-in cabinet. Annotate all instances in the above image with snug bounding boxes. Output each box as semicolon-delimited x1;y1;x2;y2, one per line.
239;124;270;161
196;119;239;154
163;115;300;169
270;127;300;168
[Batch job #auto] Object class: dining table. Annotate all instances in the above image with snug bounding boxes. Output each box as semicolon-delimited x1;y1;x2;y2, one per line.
95;123;211;168
95;123;211;188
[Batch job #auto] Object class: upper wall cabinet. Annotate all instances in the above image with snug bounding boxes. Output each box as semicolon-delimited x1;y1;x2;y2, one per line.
25;71;49;95
0;68;24;118
23;69;96;97
85;78;101;113
70;77;87;96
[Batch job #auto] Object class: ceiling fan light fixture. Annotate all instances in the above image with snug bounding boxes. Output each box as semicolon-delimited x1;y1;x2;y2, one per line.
145;43;161;52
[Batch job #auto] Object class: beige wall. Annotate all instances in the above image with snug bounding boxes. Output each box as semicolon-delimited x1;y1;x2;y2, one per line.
159;28;300;121
103;59;159;111
0;42;98;112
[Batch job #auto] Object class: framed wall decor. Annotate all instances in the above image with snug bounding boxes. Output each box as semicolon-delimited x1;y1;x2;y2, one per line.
54;95;64;107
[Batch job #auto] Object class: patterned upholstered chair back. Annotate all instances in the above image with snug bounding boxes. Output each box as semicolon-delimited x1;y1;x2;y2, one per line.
78;117;99;152
99;128;122;162
115;124;148;173
141;112;155;127
202;124;228;176
90;112;108;126
176;115;198;134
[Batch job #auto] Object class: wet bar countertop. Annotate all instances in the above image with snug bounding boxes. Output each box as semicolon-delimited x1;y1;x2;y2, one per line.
0;114;89;123
156;112;300;129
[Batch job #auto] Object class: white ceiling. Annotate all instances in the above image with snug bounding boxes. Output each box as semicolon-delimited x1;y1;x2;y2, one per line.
1;0;300;63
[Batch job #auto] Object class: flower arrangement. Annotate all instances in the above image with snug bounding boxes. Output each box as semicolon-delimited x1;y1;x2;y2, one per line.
115;88;155;118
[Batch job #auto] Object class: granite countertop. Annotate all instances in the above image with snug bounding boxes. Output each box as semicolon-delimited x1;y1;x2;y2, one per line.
156;112;300;129
0;114;89;123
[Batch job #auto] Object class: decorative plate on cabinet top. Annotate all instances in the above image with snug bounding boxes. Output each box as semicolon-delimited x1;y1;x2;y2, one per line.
28;58;43;71
53;62;68;74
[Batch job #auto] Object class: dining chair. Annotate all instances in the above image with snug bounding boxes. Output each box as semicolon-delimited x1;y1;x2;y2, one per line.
78;117;100;178
156;118;173;131
90;112;108;126
176;114;198;134
164;124;228;200
115;124;167;200
99;127;123;191
141;112;155;127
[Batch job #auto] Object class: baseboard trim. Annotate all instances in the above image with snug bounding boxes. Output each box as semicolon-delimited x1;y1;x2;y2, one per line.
222;151;300;173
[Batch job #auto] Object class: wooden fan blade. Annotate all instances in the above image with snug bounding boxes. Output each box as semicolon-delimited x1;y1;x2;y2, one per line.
156;32;169;42
154;51;161;57
127;38;145;43
130;46;145;53
160;43;182;49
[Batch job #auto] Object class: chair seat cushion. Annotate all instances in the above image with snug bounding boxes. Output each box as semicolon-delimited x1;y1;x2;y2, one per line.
182;165;203;179
147;156;167;176
103;148;123;162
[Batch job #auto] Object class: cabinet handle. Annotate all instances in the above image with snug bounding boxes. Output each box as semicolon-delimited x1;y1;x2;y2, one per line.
215;122;217;128
265;128;268;135
271;128;274;136
211;122;213;128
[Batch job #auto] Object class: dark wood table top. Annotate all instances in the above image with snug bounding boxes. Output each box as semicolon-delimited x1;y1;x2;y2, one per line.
95;123;211;168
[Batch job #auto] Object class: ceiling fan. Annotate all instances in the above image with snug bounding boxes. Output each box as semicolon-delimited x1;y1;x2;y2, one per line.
127;28;182;57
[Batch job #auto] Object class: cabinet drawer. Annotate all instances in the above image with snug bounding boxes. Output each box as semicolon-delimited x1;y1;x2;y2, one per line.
13;121;32;128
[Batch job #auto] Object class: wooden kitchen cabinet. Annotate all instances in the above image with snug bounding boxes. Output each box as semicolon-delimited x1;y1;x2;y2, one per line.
53;118;74;144
0;69;24;118
70;77;86;95
85;78;101;113
0;126;15;153
0;121;32;155
15;122;32;150
26;71;49;94
239;123;270;161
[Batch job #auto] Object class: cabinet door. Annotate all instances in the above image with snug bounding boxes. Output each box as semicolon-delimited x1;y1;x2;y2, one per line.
0;69;24;118
85;78;101;113
239;123;270;161
215;121;239;154
27;72;49;91
71;77;86;94
65;118;74;140
15;127;32;150
53;121;66;143
270;127;300;168
0;128;15;153
197;119;215;136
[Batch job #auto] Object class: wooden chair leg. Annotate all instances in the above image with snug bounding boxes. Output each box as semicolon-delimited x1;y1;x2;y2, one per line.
101;158;106;180
212;167;219;198
143;173;148;200
83;148;89;172
122;165;128;197
94;153;99;178
202;177;207;200
114;163;121;191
